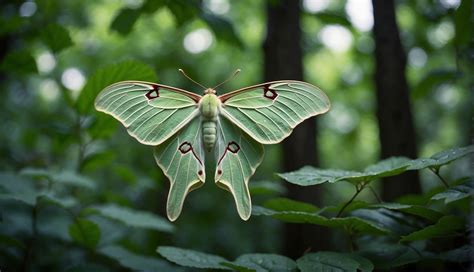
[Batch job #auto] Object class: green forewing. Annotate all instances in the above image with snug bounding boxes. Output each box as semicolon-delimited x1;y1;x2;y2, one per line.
215;116;264;220
94;81;200;145
220;81;330;144
154;117;205;221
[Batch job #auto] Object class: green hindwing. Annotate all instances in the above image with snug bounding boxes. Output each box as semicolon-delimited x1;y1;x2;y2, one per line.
95;81;201;145
154;117;205;221
215;116;264;220
219;81;330;144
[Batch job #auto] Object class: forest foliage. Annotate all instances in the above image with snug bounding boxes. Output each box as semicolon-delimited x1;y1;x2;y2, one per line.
0;0;472;271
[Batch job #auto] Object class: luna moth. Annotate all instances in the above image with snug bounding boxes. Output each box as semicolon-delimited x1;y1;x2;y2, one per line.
94;69;330;221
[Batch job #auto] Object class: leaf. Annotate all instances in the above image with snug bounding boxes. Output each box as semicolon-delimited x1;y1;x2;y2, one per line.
362;157;411;178
279;157;411;186
93;204;174;233
438;245;472;263
454;0;472;47
278;166;364;186
53;171;96;189
350;209;419;236
65;263;110;272
263;198;319;213
0;234;26;250
0;49;37;75
252;206;389;235
296;252;373;272
312;12;352;28
431;182;472;204
359;241;425;269
400;216;465;242
232;253;297;272
249;180;286;195
157;246;231;270
40;24;73;53
68;219;101;248
20;168;96;189
110;8;141;35
408;145;474;170
327;201;442;222
413;69;460;98
100;245;180;271
201;13;244;48
76;60;157;114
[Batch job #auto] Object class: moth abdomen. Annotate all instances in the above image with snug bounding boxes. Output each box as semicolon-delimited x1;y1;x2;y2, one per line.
202;121;217;152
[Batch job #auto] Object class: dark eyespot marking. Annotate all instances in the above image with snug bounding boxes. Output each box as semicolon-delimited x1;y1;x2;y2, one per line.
178;142;192;154
198;170;203;175
145;85;160;100
227;141;240;153
217;169;222;175
178;141;204;166
263;85;278;100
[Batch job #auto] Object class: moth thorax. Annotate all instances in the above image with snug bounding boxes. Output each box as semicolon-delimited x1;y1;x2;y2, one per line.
202;121;217;152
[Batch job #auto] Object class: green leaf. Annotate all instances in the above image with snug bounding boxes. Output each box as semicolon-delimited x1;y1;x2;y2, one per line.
326;201;442;222
297;252;373;272
312;12;352;28
438;245;472;263
278;166;364;186
362;157;411;177
100;245;180;271
408;145;474;170
279;157;411;186
413;69;460;99
76;60;157;114
65;263;110;272
93;204;174;233
202;13;244;48
110;8;141;35
0;234;26;250
40;24;73;53
400;215;465;242
157;246;231;270
431;182;472;204
249;180;286;195
232;253;297;272
360;241;425;269
264;197;319;213
20;168;96;189
68;219;101;248
454;0;472;47
252;206;389;235
0;49;37;75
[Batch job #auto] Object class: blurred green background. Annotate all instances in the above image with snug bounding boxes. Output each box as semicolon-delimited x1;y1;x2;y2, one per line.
0;0;471;271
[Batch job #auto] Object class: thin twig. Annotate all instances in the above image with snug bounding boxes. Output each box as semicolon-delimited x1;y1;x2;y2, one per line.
368;185;382;203
337;183;365;217
430;168;449;188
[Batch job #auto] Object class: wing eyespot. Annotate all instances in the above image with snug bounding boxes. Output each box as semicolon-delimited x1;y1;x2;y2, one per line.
178;142;192;154
227;141;241;153
145;85;160;100
263;85;278;100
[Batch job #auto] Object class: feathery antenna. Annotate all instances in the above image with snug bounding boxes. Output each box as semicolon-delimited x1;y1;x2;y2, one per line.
178;69;206;89
213;69;241;89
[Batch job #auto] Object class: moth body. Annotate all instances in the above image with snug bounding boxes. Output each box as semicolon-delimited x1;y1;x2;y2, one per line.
199;90;220;152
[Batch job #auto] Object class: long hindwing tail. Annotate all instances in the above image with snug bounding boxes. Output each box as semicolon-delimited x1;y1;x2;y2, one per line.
154;116;205;221
95;81;201;145
215;116;264;220
219;81;330;144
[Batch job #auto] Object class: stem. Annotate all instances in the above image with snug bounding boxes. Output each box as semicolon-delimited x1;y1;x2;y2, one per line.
368;186;382;203
430;168;449;188
21;204;38;272
337;183;365;217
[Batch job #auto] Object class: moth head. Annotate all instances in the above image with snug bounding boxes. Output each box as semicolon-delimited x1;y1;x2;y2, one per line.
204;88;217;95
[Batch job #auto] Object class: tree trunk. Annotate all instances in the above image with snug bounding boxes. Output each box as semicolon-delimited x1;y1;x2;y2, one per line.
263;0;330;258
372;0;421;200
